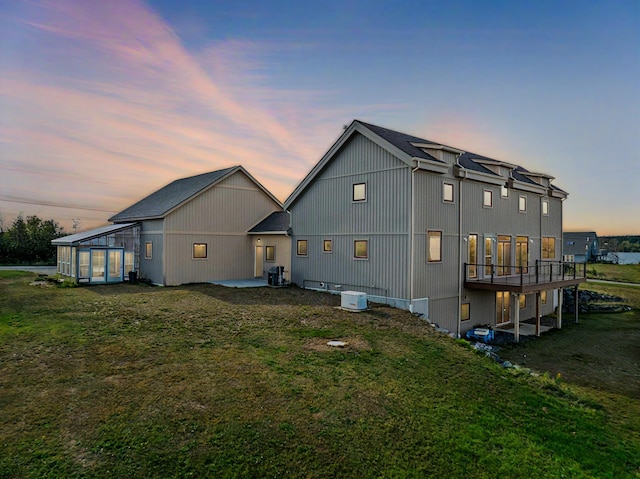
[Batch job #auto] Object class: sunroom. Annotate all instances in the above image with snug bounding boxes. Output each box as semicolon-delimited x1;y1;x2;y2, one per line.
52;223;140;284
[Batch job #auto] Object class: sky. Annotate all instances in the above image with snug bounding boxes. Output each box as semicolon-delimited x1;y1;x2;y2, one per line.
0;0;638;235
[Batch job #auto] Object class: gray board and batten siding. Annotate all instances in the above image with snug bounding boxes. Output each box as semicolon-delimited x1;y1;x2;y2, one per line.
286;120;568;336
111;166;283;286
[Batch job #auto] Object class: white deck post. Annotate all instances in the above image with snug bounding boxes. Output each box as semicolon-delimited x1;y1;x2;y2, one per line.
513;293;520;343
557;288;563;329
535;292;541;337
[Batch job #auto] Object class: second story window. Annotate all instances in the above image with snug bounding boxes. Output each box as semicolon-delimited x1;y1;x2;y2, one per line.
542;237;556;259
323;239;332;253
353;183;366;202
483;190;493;208
501;185;509;198
443;183;454;203
542;199;549;216
354;240;368;259
519;195;527;212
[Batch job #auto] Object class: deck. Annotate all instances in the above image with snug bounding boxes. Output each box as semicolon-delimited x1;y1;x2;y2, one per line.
464;260;586;293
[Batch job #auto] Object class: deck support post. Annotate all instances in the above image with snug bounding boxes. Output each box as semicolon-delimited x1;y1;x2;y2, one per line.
535;291;541;337
557;288;563;329
574;284;579;323
513;293;520;343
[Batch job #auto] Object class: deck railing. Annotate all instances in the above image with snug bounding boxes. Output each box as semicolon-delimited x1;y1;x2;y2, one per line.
464;260;587;286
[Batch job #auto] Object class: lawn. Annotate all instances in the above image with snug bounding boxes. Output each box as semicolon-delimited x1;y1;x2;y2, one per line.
587;263;640;283
1;271;639;478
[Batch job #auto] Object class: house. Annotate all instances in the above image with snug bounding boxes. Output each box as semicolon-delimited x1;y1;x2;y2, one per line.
562;232;598;263
54;166;285;285
284;120;585;339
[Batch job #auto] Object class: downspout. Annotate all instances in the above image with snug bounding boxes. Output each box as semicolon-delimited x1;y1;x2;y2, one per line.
409;162;420;312
456;155;464;338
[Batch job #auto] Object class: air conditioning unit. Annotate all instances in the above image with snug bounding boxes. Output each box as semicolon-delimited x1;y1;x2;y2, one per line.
341;291;367;311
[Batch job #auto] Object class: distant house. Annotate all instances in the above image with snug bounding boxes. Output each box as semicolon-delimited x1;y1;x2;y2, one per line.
562;232;598;263
53;166;286;285
284;120;585;338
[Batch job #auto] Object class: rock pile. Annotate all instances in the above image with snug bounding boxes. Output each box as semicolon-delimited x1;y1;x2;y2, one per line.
562;289;631;313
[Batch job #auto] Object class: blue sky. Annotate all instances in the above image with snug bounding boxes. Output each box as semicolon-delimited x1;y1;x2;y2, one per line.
0;0;638;234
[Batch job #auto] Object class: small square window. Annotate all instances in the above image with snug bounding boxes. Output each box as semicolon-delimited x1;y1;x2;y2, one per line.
428;231;442;262
443;183;454;203
145;241;153;259
193;243;207;259
542;199;549;216
323;239;332;253
353;183;366;202
297;240;308;256
461;303;470;321
519;294;526;309
265;245;275;261
501;185;509;198
519;195;527;212
483;190;493;207
354;240;368;259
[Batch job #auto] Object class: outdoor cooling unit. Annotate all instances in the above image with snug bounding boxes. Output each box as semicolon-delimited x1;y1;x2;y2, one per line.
340;291;367;311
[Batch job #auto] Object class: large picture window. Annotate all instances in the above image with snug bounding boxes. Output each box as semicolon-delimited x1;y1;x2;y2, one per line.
354;240;368;259
297;240;308;256
428;231;442;262
468;234;478;278
542;237;556;259
193;243;207;259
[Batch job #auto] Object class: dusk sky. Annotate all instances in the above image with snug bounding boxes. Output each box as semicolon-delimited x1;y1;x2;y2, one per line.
1;0;638;235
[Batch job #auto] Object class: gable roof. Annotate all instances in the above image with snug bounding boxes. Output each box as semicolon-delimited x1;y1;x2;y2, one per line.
247;211;290;234
109;166;281;222
563;232;598;255
284;120;565;209
52;223;138;246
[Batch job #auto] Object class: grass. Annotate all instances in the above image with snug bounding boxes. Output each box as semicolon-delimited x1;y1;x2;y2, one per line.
1;271;639;478
587;263;640;283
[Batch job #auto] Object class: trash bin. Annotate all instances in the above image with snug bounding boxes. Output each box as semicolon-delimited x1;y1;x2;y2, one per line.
128;271;137;283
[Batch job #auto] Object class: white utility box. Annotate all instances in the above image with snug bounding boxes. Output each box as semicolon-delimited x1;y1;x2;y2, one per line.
341;291;367;311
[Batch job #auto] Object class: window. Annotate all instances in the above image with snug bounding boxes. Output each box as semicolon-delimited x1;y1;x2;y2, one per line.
468;234;478;278
483;190;493;207
297;240;308;256
485;237;493;276
79;251;90;278
353;183;366;202
501;184;509;198
428;231;442;262
542;237;556;259
519;195;527;212
541;290;548;304
354;240;368;259
124;252;134;275
542;199;549;216
145;241;153;259
461;303;470;321
519;294;526;309
516;236;529;274
265;245;275;261
323;239;333;253
193;243;207;259
443;183;454;203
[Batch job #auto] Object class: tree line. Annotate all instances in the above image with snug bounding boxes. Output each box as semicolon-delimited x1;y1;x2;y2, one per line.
599;236;640;253
0;215;65;265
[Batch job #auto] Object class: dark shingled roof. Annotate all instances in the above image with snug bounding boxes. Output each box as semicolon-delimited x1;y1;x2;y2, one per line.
109;167;236;222
248;211;290;233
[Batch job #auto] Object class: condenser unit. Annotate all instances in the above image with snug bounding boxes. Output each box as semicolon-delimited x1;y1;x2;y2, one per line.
340;291;367;311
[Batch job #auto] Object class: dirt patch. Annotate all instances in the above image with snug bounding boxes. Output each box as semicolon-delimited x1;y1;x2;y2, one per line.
304;336;372;353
